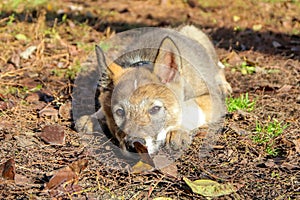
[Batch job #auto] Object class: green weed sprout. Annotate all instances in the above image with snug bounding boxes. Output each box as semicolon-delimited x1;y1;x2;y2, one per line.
253;118;288;156
226;93;256;112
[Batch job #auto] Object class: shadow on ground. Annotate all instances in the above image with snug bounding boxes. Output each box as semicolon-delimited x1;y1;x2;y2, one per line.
1;9;299;60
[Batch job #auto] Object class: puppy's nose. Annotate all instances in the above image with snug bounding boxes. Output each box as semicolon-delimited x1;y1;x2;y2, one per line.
130;137;146;147
125;137;147;153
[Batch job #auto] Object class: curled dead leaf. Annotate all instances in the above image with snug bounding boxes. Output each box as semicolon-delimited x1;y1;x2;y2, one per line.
133;141;155;167
45;159;88;190
183;177;240;198
46;167;76;190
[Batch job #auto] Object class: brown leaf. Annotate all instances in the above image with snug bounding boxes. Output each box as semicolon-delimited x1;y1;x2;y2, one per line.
19;78;40;89
40;125;65;145
9;51;21;68
264;159;275;168
46;167;76;190
0;95;14;111
58;101;72;120
152;154;174;170
293;138;300;154
38;106;58;121
15;174;32;185
68;159;88;174
277;84;293;93
223;51;243;67
0;121;14;131
45;159;88;190
50;183;83;198
25;92;40;103
159;162;178;178
281;162;300;170
0;158;15;180
133;141;155;167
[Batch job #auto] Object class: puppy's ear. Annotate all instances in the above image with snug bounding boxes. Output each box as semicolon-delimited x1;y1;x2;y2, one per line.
153;37;182;84
95;45;126;84
95;45;108;78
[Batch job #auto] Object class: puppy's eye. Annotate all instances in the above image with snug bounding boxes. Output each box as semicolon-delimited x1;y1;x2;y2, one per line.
148;106;161;115
131;61;151;67
115;108;125;117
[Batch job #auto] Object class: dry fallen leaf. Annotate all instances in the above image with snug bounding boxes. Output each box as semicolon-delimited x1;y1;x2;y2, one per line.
223;51;243;67
46;167;76;190
25;92;40;103
277;84;293;93
0;158;15;181
58;101;72;120
133;141;155;167
39;125;65;145
293;138;300;154
183;177;239;198
253;24;263;31
152;154;174;170
15;174;32;185
45;159;88;190
153;197;173;200
159;162;178;178
38;106;59;121
68;159;89;174
281;162;299;170
20;46;37;59
131;161;154;174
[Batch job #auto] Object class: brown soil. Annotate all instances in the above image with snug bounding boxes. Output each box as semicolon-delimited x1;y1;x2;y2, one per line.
0;0;299;199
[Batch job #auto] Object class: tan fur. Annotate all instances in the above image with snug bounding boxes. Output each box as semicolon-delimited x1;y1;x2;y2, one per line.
108;62;131;84
129;83;180;128
195;95;213;123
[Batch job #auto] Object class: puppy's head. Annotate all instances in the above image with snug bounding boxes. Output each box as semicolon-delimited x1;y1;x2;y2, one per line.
111;69;181;155
96;37;184;155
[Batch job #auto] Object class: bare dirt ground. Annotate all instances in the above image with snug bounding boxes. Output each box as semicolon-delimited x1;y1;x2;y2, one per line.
0;0;299;199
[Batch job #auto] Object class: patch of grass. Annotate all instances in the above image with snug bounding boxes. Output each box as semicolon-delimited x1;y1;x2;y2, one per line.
44;27;61;40
0;84;42;99
76;42;94;52
52;60;82;80
252;118;288;156
238;61;256;75
66;61;82;80
6;13;16;25
226;93;256;112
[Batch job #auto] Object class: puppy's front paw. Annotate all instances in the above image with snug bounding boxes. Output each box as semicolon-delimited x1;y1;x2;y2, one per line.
166;130;192;151
219;82;233;95
75;115;101;134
